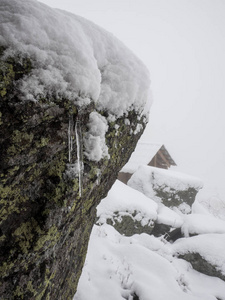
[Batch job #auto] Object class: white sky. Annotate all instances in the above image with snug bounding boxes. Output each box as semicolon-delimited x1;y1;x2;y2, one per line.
39;0;225;197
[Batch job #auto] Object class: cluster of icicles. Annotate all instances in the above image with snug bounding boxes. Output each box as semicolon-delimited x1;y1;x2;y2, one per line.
68;114;83;197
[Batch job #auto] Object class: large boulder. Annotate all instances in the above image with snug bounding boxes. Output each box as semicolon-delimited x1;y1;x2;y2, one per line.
172;234;225;282
97;180;157;236
128;166;203;211
0;1;151;298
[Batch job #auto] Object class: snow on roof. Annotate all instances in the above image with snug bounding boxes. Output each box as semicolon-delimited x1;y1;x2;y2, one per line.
0;0;151;117
121;142;162;173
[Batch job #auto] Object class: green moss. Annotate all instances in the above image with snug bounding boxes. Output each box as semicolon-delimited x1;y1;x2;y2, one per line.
12;220;37;254
81;196;94;214
36;270;57;300
0;185;29;225
35;137;49;148
0;261;14;277
27;167;42;182
7;130;34;156
12;130;34;145
14;286;24;299
34;225;60;252
27;281;37;295
25;163;37;173
0;61;15;97
0;234;6;243
0;49;32;100
48;152;66;180
8;165;20;177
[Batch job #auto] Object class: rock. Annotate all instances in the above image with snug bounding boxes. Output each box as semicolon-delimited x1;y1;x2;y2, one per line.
96;180;158;237
151;223;172;238
164;227;183;241
179;252;225;282
172;234;225;282
0;2;150;297
105;212;155;237
128;166;203;210
0;48;147;299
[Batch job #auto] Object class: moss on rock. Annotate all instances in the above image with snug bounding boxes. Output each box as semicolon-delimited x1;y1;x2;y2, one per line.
0;48;147;299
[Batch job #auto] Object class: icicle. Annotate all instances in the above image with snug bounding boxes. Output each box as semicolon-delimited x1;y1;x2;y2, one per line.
68;112;83;197
75;119;83;197
68;114;74;163
68;114;72;163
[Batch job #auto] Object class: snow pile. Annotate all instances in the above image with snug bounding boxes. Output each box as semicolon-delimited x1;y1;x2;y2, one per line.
194;191;225;221
157;205;183;228
84;112;109;161
172;234;225;277
75;172;225;299
75;224;225;300
97;180;158;226
181;214;225;237
128;166;203;195
0;0;151;117
128;166;203;205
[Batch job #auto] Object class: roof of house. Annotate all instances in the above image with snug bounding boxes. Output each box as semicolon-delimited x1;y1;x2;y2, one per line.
120;142;176;173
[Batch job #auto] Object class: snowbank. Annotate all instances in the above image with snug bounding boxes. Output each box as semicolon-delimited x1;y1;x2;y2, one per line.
75;179;225;300
75;224;225;300
172;234;225;277
181;214;225;237
194;191;225;221
157;205;184;228
0;0;151;117
128;166;203;208
97;180;158;227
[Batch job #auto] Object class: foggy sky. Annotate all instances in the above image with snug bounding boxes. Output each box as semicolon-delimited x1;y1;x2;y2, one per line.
39;0;225;197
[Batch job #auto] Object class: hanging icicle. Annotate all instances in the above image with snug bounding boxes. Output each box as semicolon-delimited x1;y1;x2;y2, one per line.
75;118;83;198
67;111;83;198
68;114;73;163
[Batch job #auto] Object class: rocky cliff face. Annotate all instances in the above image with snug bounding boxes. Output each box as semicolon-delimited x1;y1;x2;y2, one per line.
0;47;147;299
0;1;151;298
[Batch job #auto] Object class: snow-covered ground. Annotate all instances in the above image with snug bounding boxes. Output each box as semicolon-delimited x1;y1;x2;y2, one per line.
75;178;225;300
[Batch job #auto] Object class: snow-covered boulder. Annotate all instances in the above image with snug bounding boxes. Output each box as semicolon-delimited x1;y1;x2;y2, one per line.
128;166;203;210
0;0;151;298
172;234;225;281
181;213;225;237
97;180;158;236
75;223;225;300
152;204;184;238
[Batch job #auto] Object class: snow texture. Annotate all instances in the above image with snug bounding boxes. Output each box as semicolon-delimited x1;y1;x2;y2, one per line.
97;180;158;226
75;225;225;300
181;213;225;237
157;205;184;228
172;234;225;276
128;165;203;201
0;0;151;117
83;112;109;161
194;191;225;221
75;171;225;300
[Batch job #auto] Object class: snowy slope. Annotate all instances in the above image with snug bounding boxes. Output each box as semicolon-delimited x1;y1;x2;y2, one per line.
0;0;151;117
75;179;225;300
